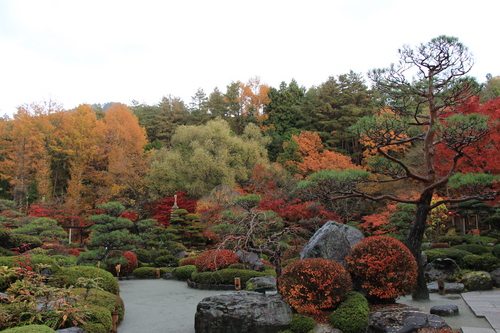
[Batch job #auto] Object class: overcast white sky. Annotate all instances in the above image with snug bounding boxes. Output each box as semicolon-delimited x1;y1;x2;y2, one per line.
1;0;498;117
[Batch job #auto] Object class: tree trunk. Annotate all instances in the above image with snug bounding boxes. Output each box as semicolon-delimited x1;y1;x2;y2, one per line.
405;193;433;300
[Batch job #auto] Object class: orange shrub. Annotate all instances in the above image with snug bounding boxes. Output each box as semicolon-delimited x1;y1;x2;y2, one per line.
67;248;81;257
179;257;197;266
346;236;417;303
195;249;239;272
279;258;352;316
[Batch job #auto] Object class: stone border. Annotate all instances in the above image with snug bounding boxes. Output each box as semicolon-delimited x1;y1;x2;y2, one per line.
187;279;236;290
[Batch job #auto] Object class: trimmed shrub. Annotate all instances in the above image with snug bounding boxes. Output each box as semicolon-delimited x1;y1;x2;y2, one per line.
346;236;417;303
289;314;316;333
492;244;500;259
461;254;500;272
135;248;153;264
195;249;239;272
453;244;490;255
434;236;463;246
154;254;178;267
172;265;197;280
434;248;473;265
81;305;113;333
7;234;43;249
191;268;275;286
329;291;370;333
50;254;77;267
72;287;125;323
279;258;352;315
0;325;56;333
121;251;139;275
430;243;451;249
132;267;170;278
179;257;197;266
227;263;245;269
424;250;447;263
52;266;119;295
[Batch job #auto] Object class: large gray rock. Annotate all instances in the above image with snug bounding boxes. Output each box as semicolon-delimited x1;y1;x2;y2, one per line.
463;271;493;291
425;258;460;281
367;305;450;333
236;250;264;271
245;276;276;291
300;221;364;266
194;291;292;333
427;281;464;293
490;267;500;287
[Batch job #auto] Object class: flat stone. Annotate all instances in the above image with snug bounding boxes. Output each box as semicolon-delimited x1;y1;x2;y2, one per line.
430;305;459;316
427;281;464;293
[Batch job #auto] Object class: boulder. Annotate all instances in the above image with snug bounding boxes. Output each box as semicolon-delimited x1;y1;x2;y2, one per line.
245;276;277;292
194;291;292;333
236;250;264;271
163;273;175;280
427;281;464;293
490;267;500;287
300;221;364;266
367;305;450;333
430;305;459;316
425;258;460;281
463;271;493;291
313;324;342;333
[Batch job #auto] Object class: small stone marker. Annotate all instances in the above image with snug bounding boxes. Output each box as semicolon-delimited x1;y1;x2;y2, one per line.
430;305;459;316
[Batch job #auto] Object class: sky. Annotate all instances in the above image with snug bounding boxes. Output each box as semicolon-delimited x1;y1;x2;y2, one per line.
1;0;499;117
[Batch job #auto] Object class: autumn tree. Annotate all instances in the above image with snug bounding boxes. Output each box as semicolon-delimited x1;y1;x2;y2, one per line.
279;131;361;177
147;119;271;198
323;36;497;300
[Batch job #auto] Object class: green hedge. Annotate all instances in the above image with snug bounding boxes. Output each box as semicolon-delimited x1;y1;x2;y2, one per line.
172;265;197;280
52;266;119;295
132;267;170;278
72;288;125;323
453;244;491;255
191;268;276;286
289;314;316;333
461;254;500;272
329;291;370;333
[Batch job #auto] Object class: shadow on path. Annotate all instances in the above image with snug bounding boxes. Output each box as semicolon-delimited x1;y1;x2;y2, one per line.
118;279;232;333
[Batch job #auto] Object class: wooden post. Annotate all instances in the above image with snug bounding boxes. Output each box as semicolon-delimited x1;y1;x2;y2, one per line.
156;268;161;279
234;277;241;290
438;279;445;295
112;311;119;333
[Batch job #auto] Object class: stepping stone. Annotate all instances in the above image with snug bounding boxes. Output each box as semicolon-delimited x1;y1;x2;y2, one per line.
430;305;459;316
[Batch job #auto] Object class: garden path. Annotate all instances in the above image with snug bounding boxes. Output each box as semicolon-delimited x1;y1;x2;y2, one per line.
117;279;231;333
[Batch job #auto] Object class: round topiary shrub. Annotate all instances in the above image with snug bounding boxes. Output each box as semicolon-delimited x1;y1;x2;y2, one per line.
194;249;239;272
424;249;447;263
346;236;417;303
179;257;197;266
121;251;139;275
80;304;113;333
289;314;316;333
172;265;197;280
135;248;153;264
154;254;178;267
279;258;352;316
0;325;57;333
329;291;369;333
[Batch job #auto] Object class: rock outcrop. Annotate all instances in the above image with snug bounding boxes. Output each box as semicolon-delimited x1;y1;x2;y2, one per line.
194;291;292;333
300;221;364;266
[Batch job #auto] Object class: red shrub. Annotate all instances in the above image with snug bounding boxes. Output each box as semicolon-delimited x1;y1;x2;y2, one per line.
195;249;239;272
279;258;352;316
67;248;81;257
346;236;417;303
430;242;451;249
121;251;139;276
179;257;197;266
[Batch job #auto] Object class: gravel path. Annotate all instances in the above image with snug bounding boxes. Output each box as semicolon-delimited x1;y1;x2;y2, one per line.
117;279;231;333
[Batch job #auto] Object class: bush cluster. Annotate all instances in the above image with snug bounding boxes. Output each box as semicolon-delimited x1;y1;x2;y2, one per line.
329;291;370;333
434;236;463;246
0;325;57;333
279;258;352;315
492;244;500;259
461;254;500;271
346;236;417;303
430;243;451;249
194;249;239;272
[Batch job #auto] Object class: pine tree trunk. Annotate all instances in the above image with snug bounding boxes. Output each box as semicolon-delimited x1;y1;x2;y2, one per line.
405;193;433;300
